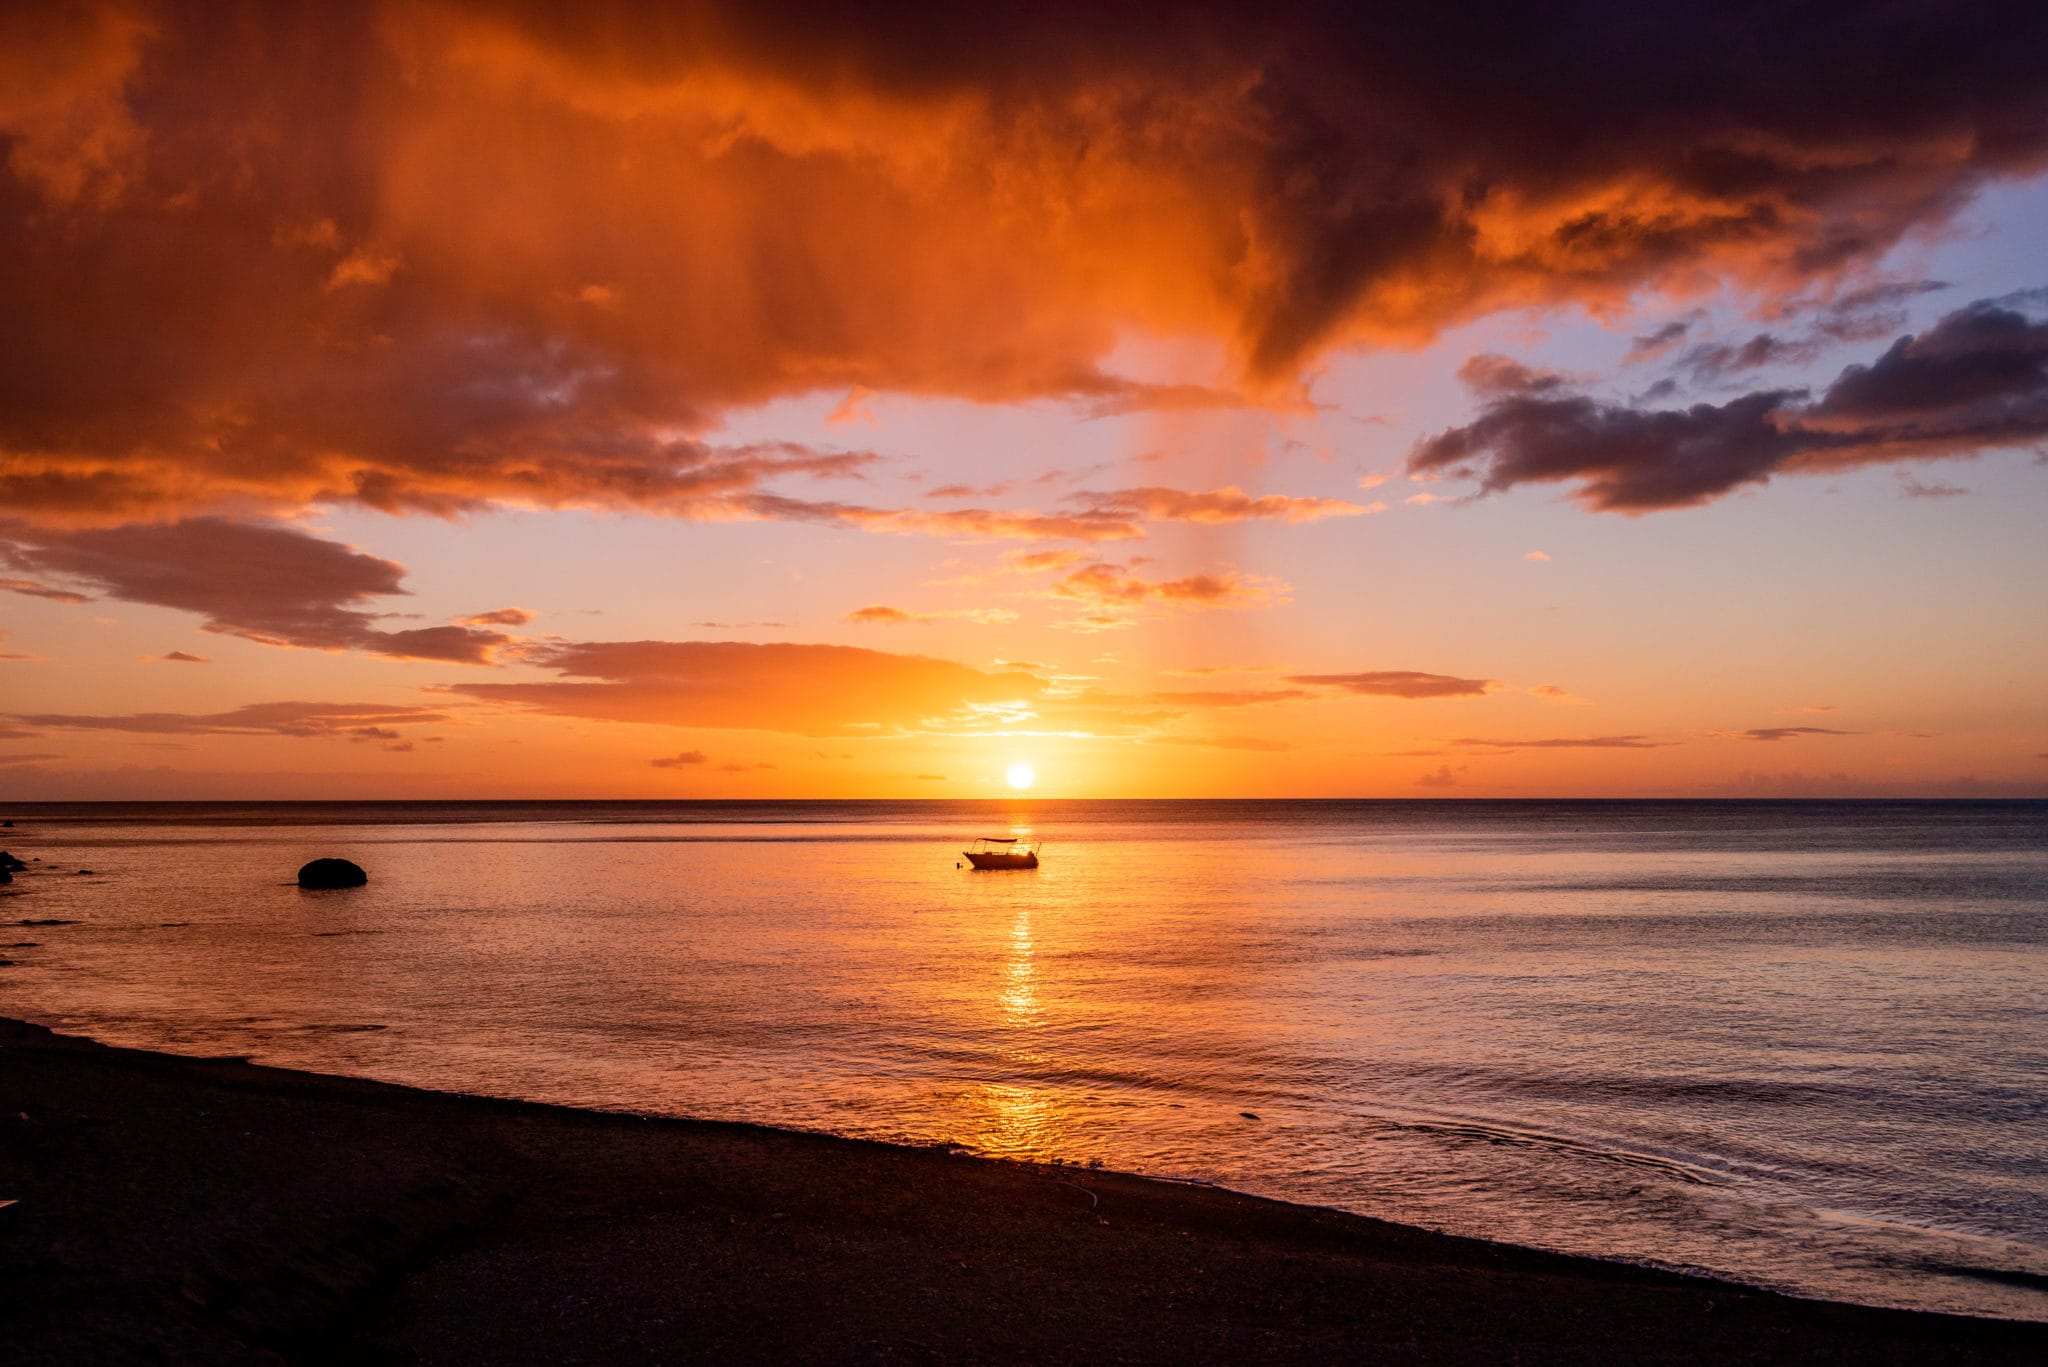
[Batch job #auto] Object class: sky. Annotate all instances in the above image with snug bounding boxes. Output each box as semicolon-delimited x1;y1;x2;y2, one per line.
3;0;2046;799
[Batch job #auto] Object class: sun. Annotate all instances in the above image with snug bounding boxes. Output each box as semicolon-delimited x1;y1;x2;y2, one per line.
1005;762;1036;791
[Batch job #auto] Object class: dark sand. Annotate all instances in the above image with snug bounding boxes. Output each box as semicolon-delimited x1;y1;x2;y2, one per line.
2;1018;2041;1364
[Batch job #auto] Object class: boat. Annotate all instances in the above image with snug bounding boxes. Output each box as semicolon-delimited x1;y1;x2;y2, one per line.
962;836;1040;869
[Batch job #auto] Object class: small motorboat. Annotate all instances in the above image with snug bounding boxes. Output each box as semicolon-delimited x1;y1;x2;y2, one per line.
963;836;1040;869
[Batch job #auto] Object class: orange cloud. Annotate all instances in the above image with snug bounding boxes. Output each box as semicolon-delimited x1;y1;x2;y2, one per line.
846;605;1020;625
6;4;2045;526
9;701;452;738
451;640;1047;736
1453;735;1672;750
1285;671;1496;699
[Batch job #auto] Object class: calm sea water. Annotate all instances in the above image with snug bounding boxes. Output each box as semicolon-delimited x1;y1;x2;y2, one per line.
3;799;2044;1319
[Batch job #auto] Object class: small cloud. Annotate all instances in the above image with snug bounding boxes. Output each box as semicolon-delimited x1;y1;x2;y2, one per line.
827;386;879;426
142;650;210;663
715;761;778;774
1800;704;1838;713
914;773;947;781
1286;670;1496;699
1898;475;1969;499
327;248;401;289
1528;684;1589;705
1404;491;1443;506
1357;472;1390;489
574;283;619;307
458;607;536;627
847;604;1021;625
651;750;709;768
1736;726;1859;742
1623;318;1694;364
1454;735;1669;749
1;577;91;604
1415;764;1459;788
1524;550;1550;562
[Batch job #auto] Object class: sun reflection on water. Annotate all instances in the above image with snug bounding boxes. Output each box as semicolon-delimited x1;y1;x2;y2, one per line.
971;901;1063;1158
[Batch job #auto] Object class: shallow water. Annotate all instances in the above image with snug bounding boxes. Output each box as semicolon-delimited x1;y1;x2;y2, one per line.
3;799;2045;1318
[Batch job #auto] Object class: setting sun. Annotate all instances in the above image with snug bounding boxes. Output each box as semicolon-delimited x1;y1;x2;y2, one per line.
1006;763;1036;791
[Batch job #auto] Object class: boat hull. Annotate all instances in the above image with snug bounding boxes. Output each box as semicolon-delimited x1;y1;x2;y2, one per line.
964;851;1038;869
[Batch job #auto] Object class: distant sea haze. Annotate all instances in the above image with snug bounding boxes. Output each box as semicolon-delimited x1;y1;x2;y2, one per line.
3;799;2045;1319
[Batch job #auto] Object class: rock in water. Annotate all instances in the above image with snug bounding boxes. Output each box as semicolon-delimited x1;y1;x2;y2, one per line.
0;851;26;872
297;858;368;889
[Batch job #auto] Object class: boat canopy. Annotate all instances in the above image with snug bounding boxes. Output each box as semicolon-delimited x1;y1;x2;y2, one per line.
977;836;1018;843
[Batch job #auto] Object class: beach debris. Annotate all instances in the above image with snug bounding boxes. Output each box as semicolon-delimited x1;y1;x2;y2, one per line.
297;857;368;889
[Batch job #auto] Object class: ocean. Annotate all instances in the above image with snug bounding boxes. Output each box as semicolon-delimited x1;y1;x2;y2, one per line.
2;799;2044;1319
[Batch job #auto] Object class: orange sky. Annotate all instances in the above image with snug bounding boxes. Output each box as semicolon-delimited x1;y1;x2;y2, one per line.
3;1;2047;798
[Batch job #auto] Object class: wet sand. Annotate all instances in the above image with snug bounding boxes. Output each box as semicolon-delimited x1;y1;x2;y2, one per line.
2;1017;2040;1364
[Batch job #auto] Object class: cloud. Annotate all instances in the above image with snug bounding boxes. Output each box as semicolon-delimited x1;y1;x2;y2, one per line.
651;750;708;768
1453;734;1671;749
1415;765;1459;788
9;701;452;738
1737;726;1859;741
0;518;514;663
1410;297;2048;511
846;605;1021;625
1523;550;1550;562
142;650;210;663
1898;475;1969;499
1284;670;1496;699
449;639;1046;736
1528;684;1588;705
458;607;538;627
1066;485;1375;525
0;576;90;603
1624;320;1694;364
7;4;2047;524
1045;561;1287;629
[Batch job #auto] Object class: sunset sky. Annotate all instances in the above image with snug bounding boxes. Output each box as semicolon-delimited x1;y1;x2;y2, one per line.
3;0;2046;798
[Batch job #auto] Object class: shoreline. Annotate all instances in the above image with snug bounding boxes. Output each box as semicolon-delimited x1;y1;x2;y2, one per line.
4;1016;2042;1363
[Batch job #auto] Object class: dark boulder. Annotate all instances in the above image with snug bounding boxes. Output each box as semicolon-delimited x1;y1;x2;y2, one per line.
297;858;368;889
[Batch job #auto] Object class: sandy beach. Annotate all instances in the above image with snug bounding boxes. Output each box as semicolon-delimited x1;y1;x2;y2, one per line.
2;1016;2041;1364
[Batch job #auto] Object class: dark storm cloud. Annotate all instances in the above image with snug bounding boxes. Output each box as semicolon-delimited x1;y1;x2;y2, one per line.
5;2;2048;523
1409;297;2048;510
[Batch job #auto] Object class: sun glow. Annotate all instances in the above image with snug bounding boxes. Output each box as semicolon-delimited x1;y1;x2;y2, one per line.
1006;762;1036;790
